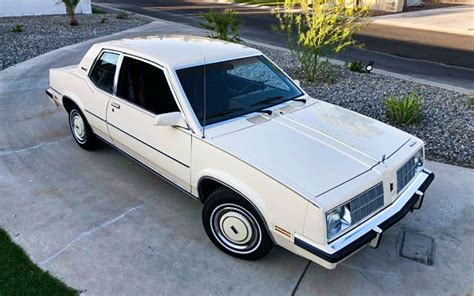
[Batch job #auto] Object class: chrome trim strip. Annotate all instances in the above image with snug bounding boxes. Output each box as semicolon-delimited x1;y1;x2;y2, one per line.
108;122;190;168
85;109;106;122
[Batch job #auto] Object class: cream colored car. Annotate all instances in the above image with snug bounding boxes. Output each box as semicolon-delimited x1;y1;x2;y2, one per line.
46;36;434;269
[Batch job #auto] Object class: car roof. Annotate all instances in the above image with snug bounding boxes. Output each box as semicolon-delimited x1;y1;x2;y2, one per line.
96;35;262;69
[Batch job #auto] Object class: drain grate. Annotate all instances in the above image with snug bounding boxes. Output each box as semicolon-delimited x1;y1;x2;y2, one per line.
400;231;434;265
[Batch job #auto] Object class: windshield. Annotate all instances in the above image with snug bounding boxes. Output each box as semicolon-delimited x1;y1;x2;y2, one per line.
176;55;303;126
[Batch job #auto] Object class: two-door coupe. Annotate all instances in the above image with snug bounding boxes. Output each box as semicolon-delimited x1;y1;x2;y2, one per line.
46;36;434;269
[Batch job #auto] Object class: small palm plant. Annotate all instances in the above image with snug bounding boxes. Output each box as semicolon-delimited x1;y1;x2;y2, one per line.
201;9;242;43
59;0;80;26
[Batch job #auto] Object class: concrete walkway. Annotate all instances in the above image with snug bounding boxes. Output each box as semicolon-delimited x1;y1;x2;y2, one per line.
0;20;473;295
372;5;474;36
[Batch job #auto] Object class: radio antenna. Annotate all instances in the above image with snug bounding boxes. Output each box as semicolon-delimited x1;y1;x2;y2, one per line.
202;46;207;139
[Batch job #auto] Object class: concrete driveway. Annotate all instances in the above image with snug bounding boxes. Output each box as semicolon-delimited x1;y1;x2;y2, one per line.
0;20;473;295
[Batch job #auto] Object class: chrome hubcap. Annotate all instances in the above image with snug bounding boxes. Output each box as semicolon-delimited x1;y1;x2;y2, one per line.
70;110;86;144
211;204;261;254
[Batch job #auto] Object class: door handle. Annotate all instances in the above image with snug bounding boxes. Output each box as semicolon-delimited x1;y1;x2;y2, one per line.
111;102;120;109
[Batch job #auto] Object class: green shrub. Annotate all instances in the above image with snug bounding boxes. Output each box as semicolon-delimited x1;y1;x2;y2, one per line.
467;96;474;110
116;12;130;19
348;61;365;73
274;0;370;82
385;93;423;125
11;24;23;33
201;9;242;43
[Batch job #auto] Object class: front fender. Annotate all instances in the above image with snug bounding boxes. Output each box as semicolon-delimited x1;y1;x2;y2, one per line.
196;168;267;215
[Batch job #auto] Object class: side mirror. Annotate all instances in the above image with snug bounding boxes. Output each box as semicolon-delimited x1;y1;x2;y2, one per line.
294;79;301;87
154;112;188;129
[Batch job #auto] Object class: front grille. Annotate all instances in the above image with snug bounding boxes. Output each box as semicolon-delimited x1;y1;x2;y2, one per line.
397;157;416;193
349;182;384;224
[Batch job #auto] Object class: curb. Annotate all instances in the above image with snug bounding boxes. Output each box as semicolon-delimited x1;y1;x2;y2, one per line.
370;19;474;37
230;2;276;10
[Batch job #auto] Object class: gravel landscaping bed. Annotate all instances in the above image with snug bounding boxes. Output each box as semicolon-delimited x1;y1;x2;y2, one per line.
252;44;473;168
0;14;148;70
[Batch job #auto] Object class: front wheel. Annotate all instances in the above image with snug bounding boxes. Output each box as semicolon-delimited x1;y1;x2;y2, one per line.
202;187;273;260
68;107;98;150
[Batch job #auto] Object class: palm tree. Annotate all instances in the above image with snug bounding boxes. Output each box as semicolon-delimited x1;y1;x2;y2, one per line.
59;0;80;26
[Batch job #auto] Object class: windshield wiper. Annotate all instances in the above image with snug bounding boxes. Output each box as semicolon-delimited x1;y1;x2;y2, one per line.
292;98;307;103
250;96;283;107
255;109;272;115
206;107;244;120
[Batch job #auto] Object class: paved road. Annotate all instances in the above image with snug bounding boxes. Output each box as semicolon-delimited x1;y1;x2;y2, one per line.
93;0;474;91
1;20;473;295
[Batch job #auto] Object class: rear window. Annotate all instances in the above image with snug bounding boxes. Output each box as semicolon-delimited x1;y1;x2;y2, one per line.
89;52;119;93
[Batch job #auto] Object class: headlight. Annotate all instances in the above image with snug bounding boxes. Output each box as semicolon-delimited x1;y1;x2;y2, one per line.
414;149;424;172
326;204;352;240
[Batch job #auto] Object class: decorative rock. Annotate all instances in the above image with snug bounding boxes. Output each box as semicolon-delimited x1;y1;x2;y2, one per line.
0;14;148;70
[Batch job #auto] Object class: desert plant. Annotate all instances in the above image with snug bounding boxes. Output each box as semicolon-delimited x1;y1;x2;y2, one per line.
274;0;370;82
58;0;80;26
348;60;365;73
11;24;23;33
201;9;242;43
467;95;474;110
116;12;130;19
384;93;423;125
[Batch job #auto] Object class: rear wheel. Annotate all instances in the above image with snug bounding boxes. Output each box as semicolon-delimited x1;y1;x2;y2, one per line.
68;107;98;150
202;187;273;260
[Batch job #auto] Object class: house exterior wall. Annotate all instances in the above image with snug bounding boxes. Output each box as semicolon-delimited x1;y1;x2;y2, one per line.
0;0;92;17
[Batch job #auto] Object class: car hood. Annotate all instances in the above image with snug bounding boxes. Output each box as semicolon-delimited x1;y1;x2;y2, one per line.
211;100;412;198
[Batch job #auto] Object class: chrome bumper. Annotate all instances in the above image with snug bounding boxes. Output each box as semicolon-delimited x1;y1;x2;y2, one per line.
46;87;61;107
294;169;435;264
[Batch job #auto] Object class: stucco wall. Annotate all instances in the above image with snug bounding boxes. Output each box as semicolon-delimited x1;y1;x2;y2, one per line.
0;0;92;17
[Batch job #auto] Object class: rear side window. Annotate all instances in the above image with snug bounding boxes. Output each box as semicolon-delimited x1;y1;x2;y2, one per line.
89;52;119;94
116;56;179;115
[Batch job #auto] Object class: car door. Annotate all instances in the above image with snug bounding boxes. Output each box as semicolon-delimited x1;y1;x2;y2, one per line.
107;55;191;191
84;51;120;143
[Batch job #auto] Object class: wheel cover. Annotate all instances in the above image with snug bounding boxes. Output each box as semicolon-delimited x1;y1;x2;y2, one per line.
70;110;86;144
210;203;262;254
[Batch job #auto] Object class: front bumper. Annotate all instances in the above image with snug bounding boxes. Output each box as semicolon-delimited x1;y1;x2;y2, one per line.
294;169;434;266
46;87;62;107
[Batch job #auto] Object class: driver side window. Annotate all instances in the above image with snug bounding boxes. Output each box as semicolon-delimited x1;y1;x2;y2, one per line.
116;56;179;115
